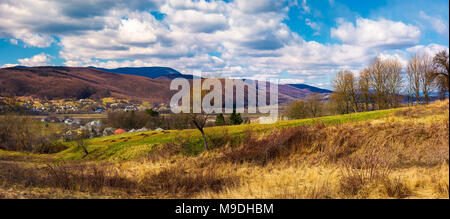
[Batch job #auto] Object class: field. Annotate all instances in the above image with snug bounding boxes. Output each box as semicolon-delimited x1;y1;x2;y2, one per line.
0;100;448;199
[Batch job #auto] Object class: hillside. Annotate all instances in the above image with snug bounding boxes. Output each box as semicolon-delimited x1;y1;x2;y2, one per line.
0;66;174;103
0;66;331;105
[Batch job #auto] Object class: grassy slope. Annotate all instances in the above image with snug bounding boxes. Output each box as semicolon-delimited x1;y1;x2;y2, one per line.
55;107;401;161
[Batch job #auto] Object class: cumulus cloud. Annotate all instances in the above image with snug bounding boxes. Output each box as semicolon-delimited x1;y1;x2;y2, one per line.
15;32;54;48
300;0;311;14
17;53;51;66
1;0;447;88
166;9;229;33
0;0;163;47
235;0;286;13
305;18;320;35
280;79;306;84
9;39;18;45
419;11;449;36
406;43;449;56
331;18;421;49
1;63;18;68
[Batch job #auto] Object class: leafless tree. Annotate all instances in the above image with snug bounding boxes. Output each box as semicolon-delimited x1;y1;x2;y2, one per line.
189;88;212;151
407;54;422;105
368;58;389;109
432;50;449;98
332;70;358;114
76;131;90;158
419;53;435;105
385;58;403;108
306;93;322;117
358;68;371;111
190;112;210;150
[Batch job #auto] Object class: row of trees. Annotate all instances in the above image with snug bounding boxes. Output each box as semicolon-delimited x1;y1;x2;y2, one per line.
331;50;449;114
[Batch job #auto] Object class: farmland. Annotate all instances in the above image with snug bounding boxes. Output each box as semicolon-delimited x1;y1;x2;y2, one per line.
0;100;448;199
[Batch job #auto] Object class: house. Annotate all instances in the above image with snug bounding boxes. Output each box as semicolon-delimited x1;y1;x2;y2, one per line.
124;105;138;112
114;129;126;135
64;119;74;125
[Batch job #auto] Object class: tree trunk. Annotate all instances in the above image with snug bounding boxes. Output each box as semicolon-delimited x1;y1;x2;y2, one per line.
200;128;208;150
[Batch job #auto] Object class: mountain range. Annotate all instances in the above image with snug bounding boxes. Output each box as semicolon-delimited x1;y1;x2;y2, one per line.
0;66;331;104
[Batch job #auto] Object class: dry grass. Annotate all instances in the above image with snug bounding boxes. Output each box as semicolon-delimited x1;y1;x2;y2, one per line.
0;100;448;199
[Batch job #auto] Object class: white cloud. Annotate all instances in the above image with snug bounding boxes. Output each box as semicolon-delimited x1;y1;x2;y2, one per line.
9;39;18;45
1;0;447;89
166;9;229;33
280;79;305;84
331;18;421;49
16;32;54;48
300;0;310;14
1;63;18;68
376;52;409;68
419;11;449;36
406;43;449;56
118;18;158;44
235;0;285;13
17;53;51;66
305;18;320;35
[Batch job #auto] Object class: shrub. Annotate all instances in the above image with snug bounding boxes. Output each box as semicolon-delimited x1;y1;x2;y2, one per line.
383;177;410;198
339;151;392;196
0;162;136;193
223;126;315;165
138;165;238;197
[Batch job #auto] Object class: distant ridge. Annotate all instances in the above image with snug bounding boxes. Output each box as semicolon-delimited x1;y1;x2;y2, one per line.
287;84;332;94
89;66;194;80
0;66;334;104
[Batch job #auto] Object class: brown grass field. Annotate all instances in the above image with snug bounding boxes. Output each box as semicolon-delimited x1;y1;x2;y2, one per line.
0;100;448;199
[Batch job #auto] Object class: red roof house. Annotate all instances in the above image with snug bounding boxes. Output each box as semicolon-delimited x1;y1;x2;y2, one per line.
114;129;126;135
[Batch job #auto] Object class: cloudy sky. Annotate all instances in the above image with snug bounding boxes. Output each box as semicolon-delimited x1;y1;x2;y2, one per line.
0;0;449;88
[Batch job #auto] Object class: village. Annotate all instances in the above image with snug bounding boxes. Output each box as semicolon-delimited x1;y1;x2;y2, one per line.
0;96;173;140
0;96;170;115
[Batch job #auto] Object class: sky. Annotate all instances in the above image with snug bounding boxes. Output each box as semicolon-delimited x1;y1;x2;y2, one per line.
0;0;449;89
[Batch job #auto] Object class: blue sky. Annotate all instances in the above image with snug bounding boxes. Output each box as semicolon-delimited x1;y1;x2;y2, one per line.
0;0;449;88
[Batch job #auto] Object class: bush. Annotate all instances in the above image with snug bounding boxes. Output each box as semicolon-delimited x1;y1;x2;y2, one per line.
223;126;315;165
383;177;410;198
0;162;136;193
138;165;238;197
339;151;392;196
